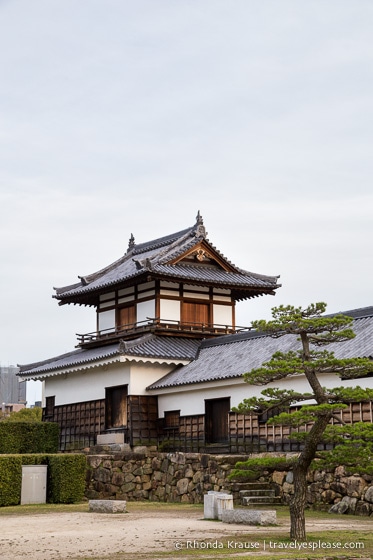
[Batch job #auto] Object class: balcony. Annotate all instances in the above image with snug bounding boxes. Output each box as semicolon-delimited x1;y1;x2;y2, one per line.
76;317;252;348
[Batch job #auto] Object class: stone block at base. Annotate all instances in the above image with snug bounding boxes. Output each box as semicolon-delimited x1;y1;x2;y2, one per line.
89;500;127;513
96;433;125;445
221;509;276;526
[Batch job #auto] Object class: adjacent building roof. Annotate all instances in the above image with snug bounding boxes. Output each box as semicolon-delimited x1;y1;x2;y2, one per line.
54;212;280;306
18;335;201;380
147;307;373;390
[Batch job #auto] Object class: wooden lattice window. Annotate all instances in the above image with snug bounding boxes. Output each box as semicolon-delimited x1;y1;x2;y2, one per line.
164;410;180;430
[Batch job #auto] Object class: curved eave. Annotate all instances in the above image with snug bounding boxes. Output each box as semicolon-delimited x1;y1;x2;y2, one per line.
19;355;122;381
54;269;149;306
119;355;191;366
147;372;244;392
20;355;191;381
54;268;280;306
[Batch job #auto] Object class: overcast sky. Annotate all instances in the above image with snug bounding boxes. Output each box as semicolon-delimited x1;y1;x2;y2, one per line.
1;1;372;404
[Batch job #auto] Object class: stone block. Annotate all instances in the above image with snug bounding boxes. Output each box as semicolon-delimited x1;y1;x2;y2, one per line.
89;500;127;513
216;494;234;520
204;492;218;519
97;433;125;445
221;509;277;526
204;491;233;519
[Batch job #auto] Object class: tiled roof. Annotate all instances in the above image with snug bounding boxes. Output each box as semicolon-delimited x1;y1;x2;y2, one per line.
18;344;121;377
18;335;200;379
151;265;277;288
147;307;373;390
121;335;200;361
54;213;280;302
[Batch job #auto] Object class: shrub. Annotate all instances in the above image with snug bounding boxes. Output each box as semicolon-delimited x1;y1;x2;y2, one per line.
47;454;87;503
0;422;59;454
0;456;22;506
5;407;42;422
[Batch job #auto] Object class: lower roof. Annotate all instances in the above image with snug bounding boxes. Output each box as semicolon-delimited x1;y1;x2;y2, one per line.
18;335;200;379
18;306;373;387
147;307;373;390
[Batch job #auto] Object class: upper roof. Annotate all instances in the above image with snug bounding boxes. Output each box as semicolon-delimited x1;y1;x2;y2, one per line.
147;306;373;390
54;212;280;306
18;334;201;379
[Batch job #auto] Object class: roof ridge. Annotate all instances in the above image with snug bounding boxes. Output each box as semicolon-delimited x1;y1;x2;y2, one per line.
325;306;373;319
132;225;194;255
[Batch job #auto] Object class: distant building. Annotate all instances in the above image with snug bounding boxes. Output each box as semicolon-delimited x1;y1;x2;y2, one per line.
0;365;27;411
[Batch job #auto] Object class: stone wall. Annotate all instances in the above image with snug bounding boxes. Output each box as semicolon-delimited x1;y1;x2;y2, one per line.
85;450;243;503
271;465;373;516
85;450;373;515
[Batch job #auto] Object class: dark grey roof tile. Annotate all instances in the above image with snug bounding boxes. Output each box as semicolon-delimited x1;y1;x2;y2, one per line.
148;312;373;390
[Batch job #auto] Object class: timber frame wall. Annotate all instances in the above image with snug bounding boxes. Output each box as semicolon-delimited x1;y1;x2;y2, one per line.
43;399;373;453
158;401;373;454
43;395;158;451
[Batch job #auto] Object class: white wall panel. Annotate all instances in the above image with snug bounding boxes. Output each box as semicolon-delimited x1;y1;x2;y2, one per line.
45;362;131;405
129;363;174;395
160;299;180;322
98;309;116;331
137;300;155;323
157;371;371;418
213;304;232;326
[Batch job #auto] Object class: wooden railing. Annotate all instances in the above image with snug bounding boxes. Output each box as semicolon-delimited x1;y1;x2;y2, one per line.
76;317;252;345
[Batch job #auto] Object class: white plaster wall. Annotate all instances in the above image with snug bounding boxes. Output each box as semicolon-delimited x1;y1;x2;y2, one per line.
213;304;232;326
137;300;155;323
44;362;131;405
98;309;115;331
44;361;177;405
160;299;180;322
156;372;373;418
157;382;246;416
129;363;174;395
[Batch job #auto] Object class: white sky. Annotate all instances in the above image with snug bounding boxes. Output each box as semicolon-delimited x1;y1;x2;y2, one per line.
0;1;372;404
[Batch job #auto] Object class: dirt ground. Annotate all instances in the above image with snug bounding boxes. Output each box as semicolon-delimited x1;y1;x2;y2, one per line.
0;505;372;560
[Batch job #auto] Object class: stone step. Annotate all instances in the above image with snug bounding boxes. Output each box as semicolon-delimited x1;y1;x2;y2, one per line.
230;481;274;492
242;495;283;506
239;489;276;497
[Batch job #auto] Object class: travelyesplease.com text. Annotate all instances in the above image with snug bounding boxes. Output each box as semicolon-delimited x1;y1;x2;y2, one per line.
174;539;365;551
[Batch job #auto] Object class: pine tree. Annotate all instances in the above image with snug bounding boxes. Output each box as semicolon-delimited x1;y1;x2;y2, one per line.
232;303;373;540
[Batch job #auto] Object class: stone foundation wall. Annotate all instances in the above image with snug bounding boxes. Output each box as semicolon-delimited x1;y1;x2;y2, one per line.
85;450;373;515
85;451;242;503
271;465;373;516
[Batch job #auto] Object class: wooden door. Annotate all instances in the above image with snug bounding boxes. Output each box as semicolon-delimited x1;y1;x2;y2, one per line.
205;398;230;443
182;302;210;327
118;305;136;329
106;385;128;429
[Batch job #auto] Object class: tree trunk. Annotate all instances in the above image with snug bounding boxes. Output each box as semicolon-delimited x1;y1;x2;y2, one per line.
288;413;332;539
289;463;307;539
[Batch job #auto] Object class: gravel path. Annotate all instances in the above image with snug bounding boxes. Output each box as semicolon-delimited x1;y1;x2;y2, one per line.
1;506;372;560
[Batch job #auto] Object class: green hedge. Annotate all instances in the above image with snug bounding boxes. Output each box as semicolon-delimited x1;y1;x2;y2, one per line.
0;454;87;506
0;422;59;454
0;456;22;506
47;454;87;503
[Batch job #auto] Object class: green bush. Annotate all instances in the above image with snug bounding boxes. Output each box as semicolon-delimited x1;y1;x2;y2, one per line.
47;454;87;503
20;454;48;465
5;407;42;422
0;422;59;454
0;456;22;506
0;454;87;506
